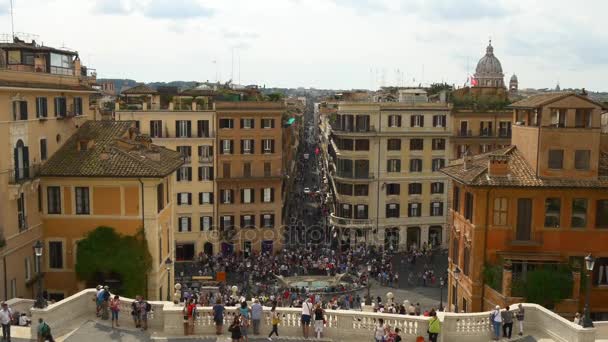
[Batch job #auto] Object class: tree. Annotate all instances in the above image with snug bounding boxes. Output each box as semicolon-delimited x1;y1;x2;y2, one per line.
75;226;152;297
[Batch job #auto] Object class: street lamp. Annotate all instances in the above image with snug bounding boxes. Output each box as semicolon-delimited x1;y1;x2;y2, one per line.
165;258;172;301
583;254;595;328
439;277;445;311
33;240;47;309
365;264;372;305
453;267;461;313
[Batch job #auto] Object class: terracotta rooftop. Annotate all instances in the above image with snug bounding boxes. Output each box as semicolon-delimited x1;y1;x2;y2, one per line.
40;121;183;178
441;147;608;188
121;84;158;95
0;79;96;92
509;92;607;109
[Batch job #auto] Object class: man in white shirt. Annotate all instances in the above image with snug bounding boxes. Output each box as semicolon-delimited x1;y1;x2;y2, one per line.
301;298;313;339
0;302;13;342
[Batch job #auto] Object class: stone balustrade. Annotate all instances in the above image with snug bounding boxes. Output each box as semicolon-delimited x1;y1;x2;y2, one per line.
23;289;608;342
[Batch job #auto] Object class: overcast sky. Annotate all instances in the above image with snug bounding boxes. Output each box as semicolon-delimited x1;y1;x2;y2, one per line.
2;0;608;90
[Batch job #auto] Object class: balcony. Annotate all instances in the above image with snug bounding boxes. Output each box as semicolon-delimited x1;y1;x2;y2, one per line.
332;125;376;135
8;165;40;185
198;156;213;163
329;213;373;229
334;171;374;180
457;130;473;137
479;129;493;137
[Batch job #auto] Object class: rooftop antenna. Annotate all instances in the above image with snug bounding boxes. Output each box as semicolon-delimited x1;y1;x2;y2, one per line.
10;0;15;39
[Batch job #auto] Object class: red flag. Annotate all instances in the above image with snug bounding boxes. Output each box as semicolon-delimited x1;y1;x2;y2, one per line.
470;76;478;86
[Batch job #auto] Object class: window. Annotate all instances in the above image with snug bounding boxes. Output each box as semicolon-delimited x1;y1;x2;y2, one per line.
199;192;213;204
50;53;72;75
47;186;61;214
337;183;353;195
499;121;511;137
411;114;424;127
453;186;460;213
386;183;400;195
387;139;401;151
7;50;20;64
596;200;608;228
355;115;370;131
408;183;422;195
241;118;254;129
493;198;508;225
574;150;590;170
339;204;352;218
355;139;369;151
244;162;251;177
219;118;234;128
387;159;401;172
150;120;163;138
198;145;213;159
452;237;460;264
575;109;592;128
264;162;271;177
54;97;67;117
480;144;492;154
75;187;90;215
177;192;192;205
409;159;422;172
479;121;493;136
431;182;444;194
241;215;255;229
261;214;275;228
241;139;254;154
263;139;275;153
197;120;210;137
40;139;48;161
551;109;566;127
571;199;587;228
37;186;42;212
354;184;368;196
464;192;474;222
261;118;275;128
548;150;563;169
408;203;421;217
177;167;192;181
410;139;423;151
221;189;233;204
36;97;48;118
73;97;83;116
177;146;191;163
12;100;28;120
222;162;231;178
355;205;368;219
544;198;561;227
388;114;401;127
221;216;234;230
221;140;233;154
25;257;31;282
432;139;445;150
386;203;400;218
49;241;63;269
178;217;192;232
463;247;471;276
241;188;254;204
156;183;164;212
200;216;213;231
262;188;274;203
432;115;446;128
592;258;608;286
198;166;213;181
17;193;26;231
176;120;192;138
432;158;445;171
431;202;444;216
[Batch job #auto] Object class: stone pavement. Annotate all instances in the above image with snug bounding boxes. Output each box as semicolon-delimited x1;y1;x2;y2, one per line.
365;279;445;311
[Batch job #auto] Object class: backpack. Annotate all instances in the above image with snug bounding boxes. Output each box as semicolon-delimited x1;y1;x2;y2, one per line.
145;302;152;312
40;322;51;336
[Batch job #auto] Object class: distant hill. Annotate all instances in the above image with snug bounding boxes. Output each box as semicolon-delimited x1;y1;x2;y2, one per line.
96;79;199;93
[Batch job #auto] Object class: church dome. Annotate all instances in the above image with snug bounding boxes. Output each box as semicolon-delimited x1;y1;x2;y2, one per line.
510;74;518;82
475;43;503;75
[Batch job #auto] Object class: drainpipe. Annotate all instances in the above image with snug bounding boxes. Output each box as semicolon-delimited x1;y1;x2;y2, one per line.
138;178;146;296
3;256;7;301
480;187;493;310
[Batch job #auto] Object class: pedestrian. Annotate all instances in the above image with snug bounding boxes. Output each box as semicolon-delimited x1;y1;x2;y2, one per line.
131;297;141;328
502;305;514;339
394;327;402;342
301;298;312;339
490;305;502;341
313;303;325;339
36;318;53;342
101;286;111;320
427;310;441;342
110;295;120;329
0;302;12;342
251;298;263;335
183;298;197;335
136;296;151;331
239;301;250;342
415;303;421;316
574;312;581;325
228;316;242;342
94;285;103;317
268;305;280;341
516;303;525;336
213;298;225;335
374;318;387;342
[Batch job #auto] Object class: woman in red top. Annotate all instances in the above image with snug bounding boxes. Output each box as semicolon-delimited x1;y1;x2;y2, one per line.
110;295;120;328
183;298;197;335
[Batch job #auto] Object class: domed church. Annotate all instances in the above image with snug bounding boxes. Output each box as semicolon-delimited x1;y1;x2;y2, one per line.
474;40;505;88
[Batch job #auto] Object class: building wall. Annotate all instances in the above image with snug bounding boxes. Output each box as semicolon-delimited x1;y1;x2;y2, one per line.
450;110;512;158
0;70;94;300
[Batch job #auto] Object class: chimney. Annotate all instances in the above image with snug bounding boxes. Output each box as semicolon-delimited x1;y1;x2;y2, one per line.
73;56;82;77
488;154;510;177
462;149;471;171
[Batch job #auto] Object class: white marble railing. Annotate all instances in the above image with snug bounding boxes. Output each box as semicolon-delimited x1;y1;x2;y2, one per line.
22;289;608;342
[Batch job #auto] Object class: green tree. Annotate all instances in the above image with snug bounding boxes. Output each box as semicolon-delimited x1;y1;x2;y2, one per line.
75;226;152;297
519;265;573;309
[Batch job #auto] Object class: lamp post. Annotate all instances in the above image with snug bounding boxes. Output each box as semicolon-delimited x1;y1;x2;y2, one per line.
439;277;445;311
453;267;461;313
583;254;595;328
165;258;172;301
33;240;47;309
365;264;372;306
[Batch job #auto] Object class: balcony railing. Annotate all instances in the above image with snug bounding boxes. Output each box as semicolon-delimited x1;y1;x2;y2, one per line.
329;213;373;228
457;130;473;137
8;165;40;185
334;171;375;180
508;230;543;246
198;156;213;163
479;129;493;137
332;125;376;133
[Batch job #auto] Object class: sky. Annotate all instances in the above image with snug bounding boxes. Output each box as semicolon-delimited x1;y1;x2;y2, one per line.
1;0;608;91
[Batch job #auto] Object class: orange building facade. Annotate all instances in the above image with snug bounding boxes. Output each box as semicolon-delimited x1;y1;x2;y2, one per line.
442;92;608;319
